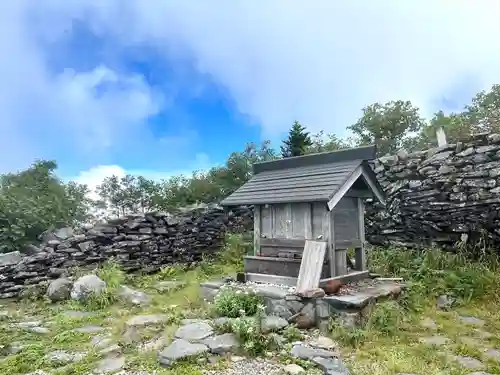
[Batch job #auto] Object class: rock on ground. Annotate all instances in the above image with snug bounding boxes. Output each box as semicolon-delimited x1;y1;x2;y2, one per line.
71;274;106;302
46;278;73;302
158;339;209;367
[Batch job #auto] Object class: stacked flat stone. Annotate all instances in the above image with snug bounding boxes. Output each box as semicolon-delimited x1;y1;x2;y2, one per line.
0;205;252;298
365;132;500;249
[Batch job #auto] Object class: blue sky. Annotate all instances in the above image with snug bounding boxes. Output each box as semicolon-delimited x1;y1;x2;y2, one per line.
1;1;499;191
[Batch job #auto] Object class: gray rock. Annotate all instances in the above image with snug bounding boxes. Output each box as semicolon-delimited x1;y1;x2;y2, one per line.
54;227;74;240
261;316;289;333
436;295;455;310
29;326;50;334
155;281;186;293
311;356;349;375
175;322;214;342
91;335;114;349
45;350;86;364
61;311;93;319
95;356;125;374
419;335;449;346
450;355;484;369
484;349;500;361
459;316;485;326
139;336;168;352
158;339;209;367
46;278;73;302
125;314;168;327
99;344;122;356
290;344;339;360
117;286;151;306
283;364;306;375
201;333;239;354
72;325;104;334
0;251;22;266
310;336;337;350
70;274;106;302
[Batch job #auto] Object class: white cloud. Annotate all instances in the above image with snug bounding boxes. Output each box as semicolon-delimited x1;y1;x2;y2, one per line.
47;0;500;138
0;3;161;173
70;152;215;201
1;1;499;173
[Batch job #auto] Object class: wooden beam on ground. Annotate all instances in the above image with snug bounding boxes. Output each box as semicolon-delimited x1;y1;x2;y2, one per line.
296;240;327;294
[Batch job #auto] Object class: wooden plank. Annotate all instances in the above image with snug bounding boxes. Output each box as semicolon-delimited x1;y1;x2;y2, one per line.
327;166;363;210
335;249;348;276
319;270;370;287
245;273;298;287
254;205;261;256
304;203;313;239
273;204;287;238
260;238;305;248
335;239;362;249
261;204;272;237
285;203;292;238
327;210;336;278
356;198;367;271
244;256;330;278
296;240;327;293
259;237;359;250
334;197;360;242
312;202;326;238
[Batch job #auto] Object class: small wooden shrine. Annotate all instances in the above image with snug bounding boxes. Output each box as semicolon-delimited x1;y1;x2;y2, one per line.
221;145;385;286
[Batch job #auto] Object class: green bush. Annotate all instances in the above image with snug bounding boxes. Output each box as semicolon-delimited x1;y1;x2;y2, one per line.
369;246;500;307
214;288;263;318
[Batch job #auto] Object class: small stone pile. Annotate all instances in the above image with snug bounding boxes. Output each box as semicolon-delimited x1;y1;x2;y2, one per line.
365;132;500;249
0;206;252;299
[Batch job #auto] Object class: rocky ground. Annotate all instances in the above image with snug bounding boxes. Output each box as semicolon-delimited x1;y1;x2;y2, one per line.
1;263;500;375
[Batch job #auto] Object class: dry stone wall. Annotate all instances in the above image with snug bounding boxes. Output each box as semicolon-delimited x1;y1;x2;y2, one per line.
365;132;500;249
0;206;252;298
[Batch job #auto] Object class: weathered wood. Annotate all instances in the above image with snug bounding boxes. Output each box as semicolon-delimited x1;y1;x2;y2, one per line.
335;239;362;249
344;189;374;198
254;205;261;256
244;255;330;278
273;204;287;237
355;198;367;271
319;270;370;287
260;238;306;248
327;209;336;277
334;197;359;242
312;202;326;238
261;204;273;238
296;240;327;293
304;203;313;239
285;203;293;238
259;237;358;251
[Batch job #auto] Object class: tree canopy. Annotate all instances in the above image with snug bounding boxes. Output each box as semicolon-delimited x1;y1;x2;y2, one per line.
280;121;313;158
1;84;498;252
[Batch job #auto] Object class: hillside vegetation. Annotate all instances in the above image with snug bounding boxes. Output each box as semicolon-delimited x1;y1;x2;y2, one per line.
1;84;499;254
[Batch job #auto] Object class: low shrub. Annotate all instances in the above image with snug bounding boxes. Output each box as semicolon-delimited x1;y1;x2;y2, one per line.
214;288;263;318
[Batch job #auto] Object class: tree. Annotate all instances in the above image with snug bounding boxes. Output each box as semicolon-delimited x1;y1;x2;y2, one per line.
280;121;313;158
307;131;353;154
416;110;472;149
348;100;425;156
463;84;500;133
0;160;90;253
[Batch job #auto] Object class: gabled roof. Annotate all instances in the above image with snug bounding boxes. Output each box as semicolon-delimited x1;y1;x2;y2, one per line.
221;145;385;210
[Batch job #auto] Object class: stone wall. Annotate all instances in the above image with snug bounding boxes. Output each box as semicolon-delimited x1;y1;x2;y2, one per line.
0;206;253;298
365;133;500;249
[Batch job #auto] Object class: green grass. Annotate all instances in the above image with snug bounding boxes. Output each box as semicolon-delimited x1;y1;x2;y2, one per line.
2;236;500;375
0;233;249;375
331;246;500;375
